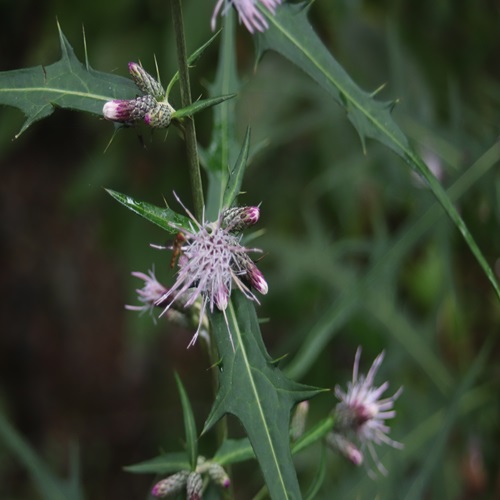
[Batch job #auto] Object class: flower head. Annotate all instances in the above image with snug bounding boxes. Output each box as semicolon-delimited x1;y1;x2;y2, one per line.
333;347;403;475
211;0;283;33
154;195;267;349
125;268;169;317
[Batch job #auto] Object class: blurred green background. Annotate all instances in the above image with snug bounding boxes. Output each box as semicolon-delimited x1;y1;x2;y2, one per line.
1;0;500;498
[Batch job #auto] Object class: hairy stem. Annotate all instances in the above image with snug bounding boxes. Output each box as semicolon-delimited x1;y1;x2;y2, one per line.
170;0;204;220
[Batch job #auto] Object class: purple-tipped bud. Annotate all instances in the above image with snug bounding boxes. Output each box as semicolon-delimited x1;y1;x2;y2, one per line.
247;263;268;295
290;401;309;441
222;206;260;232
215;284;229;312
144;101;175;128
151;471;189;497
103;95;157;123
128;62;165;100
326;432;363;466
207;463;231;489
186;472;203;500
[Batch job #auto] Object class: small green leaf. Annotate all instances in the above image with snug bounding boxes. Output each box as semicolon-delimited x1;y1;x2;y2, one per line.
172;94;236;120
174;373;198;471
124;452;190;474
105;189;190;233
0;22;137;138
203;292;327;499
222;127;251;209
213;438;254;465
166;30;221;99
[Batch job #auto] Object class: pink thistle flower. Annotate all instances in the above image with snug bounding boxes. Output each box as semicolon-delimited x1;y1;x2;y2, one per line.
102;95;157;123
125;268;169;318
334;347;403;475
211;0;283;34
154;195;268;349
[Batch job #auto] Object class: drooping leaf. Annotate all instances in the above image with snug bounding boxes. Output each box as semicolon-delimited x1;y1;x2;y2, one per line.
0;22;137;138
174;373;198;471
255;2;500;300
105;189;190;234
124;452;190;474
203;292;327;499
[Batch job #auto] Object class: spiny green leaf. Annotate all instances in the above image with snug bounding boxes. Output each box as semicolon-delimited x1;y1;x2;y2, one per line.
203;292;326;499
0;22;137;138
124;452;190;474
172;94;236;120
255;2;500;300
105;189;190;233
174;373;198;471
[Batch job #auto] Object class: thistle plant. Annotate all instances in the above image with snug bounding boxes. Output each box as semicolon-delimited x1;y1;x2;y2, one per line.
0;1;499;499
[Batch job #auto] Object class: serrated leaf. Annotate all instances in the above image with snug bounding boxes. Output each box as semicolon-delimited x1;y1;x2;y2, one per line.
203;292;326;499
0;22;137;138
174;373;198;471
172;94;236;120
105;189;190;233
255;2;500;300
124;452;190;474
222;127;251;209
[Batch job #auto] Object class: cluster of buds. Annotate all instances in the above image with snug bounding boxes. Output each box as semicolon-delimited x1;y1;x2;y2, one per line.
126;198;268;349
327;348;403;476
103;62;175;128
151;458;230;499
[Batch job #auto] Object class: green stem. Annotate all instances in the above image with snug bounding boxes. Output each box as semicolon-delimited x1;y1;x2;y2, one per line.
170;0;204;220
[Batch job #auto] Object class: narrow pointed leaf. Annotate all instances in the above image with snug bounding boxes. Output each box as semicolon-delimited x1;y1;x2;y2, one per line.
213;438;254;465
105;189;190;233
222;127;251;208
172;94;236;120
255;2;500;300
203;292;326;499
174;373;198;471
0;23;137;138
124;452;190;474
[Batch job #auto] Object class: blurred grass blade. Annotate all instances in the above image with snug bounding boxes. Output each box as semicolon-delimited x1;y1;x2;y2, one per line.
174;373;198;471
304;446;327;500
0;413;67;500
256;2;500;301
105;189;190;233
0;22;137;138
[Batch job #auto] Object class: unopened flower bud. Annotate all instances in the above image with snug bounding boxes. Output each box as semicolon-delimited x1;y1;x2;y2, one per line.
326;432;363;466
128;62;165;100
103;95;157;122
290;401;309;441
207;463;231;489
144;101;175;128
186;472;203;500
222;206;260;232
246;262;268;295
151;471;189;497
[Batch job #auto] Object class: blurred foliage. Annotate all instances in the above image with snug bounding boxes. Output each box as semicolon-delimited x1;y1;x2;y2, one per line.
1;0;500;499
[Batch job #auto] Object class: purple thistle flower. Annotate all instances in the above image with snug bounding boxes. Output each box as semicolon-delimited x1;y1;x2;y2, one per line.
102;95;157;123
211;0;283;33
154;194;268;349
333;347;403;475
125;268;169;318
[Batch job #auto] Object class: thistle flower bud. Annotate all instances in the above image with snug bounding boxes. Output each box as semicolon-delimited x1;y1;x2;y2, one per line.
103;95;157;122
144;101;175;128
222;206;260;232
326;432;363;466
290;401;309;441
207;463;231;489
246;262;268;295
186;472;203;500
128;62;165;100
151;471;189;497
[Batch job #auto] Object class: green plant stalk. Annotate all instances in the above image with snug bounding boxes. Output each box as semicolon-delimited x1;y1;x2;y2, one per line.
170;0;204;220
